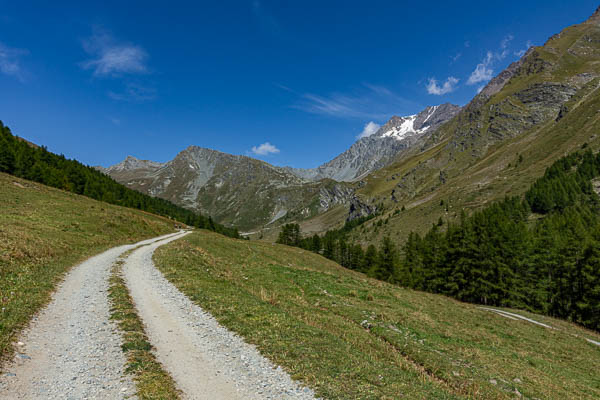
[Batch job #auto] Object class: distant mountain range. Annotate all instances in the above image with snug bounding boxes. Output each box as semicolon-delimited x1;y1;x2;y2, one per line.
98;104;459;230
98;146;355;230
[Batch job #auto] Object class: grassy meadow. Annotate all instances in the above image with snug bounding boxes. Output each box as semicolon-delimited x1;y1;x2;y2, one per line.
155;230;600;400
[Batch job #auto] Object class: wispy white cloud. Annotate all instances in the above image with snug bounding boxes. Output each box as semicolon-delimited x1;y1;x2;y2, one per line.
81;28;148;77
500;35;514;53
108;82;156;102
426;77;459;95
0;41;28;81
292;83;420;119
299;93;357;117
467;52;494;85
362;83;392;96
467;35;514;86
357;121;381;139
450;52;462;64
251;142;280;156
515;40;533;57
109;117;121;125
274;82;295;93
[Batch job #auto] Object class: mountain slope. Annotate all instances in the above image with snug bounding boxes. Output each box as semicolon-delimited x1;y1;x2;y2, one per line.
302;8;600;245
287;103;460;182
101;104;458;232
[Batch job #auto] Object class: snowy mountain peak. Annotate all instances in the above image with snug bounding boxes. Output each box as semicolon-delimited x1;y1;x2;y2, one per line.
379;115;418;140
373;103;459;142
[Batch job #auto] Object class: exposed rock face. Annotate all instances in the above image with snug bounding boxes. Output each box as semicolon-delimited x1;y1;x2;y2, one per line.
318;184;355;210
413;103;463;132
287;103;461;182
446;47;588;156
97;156;164;180
347;198;378;222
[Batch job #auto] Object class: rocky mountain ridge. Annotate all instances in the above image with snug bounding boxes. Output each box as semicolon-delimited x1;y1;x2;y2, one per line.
287;103;461;182
99;146;364;230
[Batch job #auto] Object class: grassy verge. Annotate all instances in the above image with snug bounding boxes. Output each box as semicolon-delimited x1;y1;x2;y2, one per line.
0;172;174;364
154;230;600;400
108;255;180;399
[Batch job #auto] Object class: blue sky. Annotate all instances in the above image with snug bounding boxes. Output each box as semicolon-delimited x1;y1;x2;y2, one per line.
0;1;598;168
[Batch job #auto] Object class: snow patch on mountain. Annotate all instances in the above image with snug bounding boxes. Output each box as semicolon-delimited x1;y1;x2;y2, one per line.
381;115;418;140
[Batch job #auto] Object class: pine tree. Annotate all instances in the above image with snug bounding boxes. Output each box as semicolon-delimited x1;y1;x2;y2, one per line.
575;242;600;328
363;245;378;274
375;237;397;283
310;234;322;253
0;133;15;173
323;234;337;260
349;244;364;270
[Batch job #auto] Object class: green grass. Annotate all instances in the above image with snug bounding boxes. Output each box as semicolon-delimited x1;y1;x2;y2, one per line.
154;230;600;399
0;172;174;364
109;255;180;399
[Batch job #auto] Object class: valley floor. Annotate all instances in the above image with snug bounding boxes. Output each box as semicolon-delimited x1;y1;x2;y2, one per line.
2;171;599;399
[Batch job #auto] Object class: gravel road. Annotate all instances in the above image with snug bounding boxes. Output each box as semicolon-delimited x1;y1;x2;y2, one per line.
479;307;553;328
0;232;182;399
1;231;316;399
480;306;600;347
122;233;317;400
